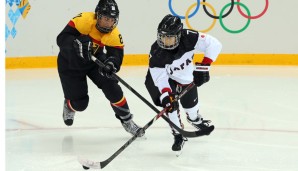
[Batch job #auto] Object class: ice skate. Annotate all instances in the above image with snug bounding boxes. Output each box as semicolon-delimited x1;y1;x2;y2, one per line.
187;116;214;135
121;119;145;137
172;133;188;157
115;114;145;137
63;100;75;126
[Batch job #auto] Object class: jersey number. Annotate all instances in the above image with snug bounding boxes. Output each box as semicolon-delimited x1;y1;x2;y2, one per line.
186;30;197;35
119;34;123;44
73;13;82;19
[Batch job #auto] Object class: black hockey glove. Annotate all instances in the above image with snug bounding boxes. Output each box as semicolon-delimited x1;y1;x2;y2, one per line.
193;63;210;87
99;57;118;78
160;92;179;113
73;35;93;62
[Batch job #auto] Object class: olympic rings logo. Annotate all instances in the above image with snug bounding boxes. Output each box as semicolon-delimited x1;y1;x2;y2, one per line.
168;0;269;33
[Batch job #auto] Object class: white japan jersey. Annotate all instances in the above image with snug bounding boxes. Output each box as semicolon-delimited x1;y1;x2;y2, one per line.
148;29;222;93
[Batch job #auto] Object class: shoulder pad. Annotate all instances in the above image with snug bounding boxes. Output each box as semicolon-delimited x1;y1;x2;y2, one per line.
70;12;96;35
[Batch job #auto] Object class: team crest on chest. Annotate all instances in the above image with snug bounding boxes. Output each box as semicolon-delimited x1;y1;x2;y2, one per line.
169;58;192;75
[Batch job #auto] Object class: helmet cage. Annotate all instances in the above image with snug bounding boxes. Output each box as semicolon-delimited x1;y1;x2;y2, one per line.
96;13;119;33
157;32;181;50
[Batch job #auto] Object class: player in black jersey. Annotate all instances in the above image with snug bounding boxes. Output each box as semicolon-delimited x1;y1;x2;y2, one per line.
145;14;222;153
57;0;144;137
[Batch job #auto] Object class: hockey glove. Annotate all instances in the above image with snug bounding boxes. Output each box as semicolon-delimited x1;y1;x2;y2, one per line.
99;57;118;78
193;63;210;87
73;35;93;62
160;92;179;113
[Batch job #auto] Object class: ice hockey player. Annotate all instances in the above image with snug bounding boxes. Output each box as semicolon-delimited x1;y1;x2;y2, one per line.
56;0;144;137
145;14;222;154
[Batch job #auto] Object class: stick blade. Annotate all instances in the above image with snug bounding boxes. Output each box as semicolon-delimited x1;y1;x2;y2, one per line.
196;125;215;136
78;156;102;169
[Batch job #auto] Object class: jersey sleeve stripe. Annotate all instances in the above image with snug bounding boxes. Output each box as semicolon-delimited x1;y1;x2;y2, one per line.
68;20;75;28
114;46;124;49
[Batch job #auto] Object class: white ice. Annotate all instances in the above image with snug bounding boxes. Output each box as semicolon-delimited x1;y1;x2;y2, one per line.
5;66;298;171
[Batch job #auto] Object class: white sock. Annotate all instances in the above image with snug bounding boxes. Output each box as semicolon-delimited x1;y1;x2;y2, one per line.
184;103;202;121
168;110;182;134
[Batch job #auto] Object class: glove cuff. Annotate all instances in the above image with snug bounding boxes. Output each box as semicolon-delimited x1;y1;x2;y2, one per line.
202;57;213;64
160;91;169;103
194;63;210;71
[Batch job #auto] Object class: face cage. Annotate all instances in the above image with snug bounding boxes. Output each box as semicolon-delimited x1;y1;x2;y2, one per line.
96;13;119;33
157;33;180;50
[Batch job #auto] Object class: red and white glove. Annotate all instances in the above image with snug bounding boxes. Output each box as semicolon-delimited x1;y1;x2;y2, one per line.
160;91;178;113
193;57;212;87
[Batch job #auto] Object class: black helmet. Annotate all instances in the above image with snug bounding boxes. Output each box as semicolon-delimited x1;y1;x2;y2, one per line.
95;0;119;33
157;14;183;50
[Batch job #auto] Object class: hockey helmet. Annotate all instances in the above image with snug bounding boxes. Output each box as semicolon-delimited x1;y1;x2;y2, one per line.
157;14;183;50
95;0;119;33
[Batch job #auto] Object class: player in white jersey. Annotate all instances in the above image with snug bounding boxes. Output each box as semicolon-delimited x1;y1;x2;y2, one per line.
145;14;222;153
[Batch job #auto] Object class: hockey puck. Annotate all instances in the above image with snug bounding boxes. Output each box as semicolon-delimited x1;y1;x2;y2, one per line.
82;165;90;170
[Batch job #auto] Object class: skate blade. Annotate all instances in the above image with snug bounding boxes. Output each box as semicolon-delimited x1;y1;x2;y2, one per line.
135;130;147;140
175;150;182;157
136;134;147;140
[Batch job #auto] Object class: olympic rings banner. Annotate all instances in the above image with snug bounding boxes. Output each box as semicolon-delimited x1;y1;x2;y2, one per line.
168;0;269;34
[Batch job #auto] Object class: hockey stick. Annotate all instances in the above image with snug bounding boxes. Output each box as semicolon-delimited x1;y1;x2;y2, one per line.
78;108;166;170
90;55;207;138
78;82;212;170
